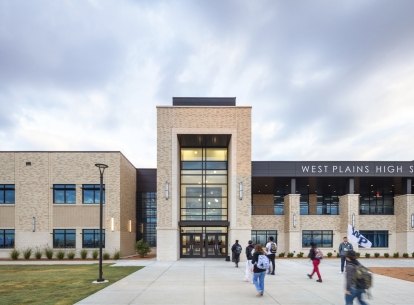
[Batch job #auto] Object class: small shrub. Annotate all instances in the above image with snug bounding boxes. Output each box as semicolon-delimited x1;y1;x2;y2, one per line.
67;251;75;259
327;252;333;258
374;253;380;258
412;252;414;258
23;248;32;260
278;252;285;258
365;253;370;258
35;248;42;259
103;252;110;260
287;252;294;258
136;239;150;257
336;253;340;258
113;250;120;260
92;250;99;259
393;252;399;258
10;249;20;260
402;253;409;258
296;252;304;258
356;252;361;258
56;250;65;260
45;247;53;259
384;253;389;258
80;249;88;259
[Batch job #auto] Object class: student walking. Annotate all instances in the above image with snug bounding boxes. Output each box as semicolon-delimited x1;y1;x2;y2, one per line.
251;244;268;297
307;242;323;283
339;236;354;273
345;250;369;305
244;240;255;282
231;240;242;268
265;236;277;275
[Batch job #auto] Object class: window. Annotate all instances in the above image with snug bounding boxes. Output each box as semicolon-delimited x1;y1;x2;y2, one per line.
251;230;277;246
300;194;309;215
53;184;76;204
180;148;228;221
316;195;339;215
0;184;15;204
0;229;15;248
274;195;284;215
82;229;105;248
82;184;105;204
53;229;76;248
137;192;157;246
359;230;388;248
360;192;394;215
302;230;333;247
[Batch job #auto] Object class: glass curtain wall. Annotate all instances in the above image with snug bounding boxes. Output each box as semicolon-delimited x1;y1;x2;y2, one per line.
180;148;228;221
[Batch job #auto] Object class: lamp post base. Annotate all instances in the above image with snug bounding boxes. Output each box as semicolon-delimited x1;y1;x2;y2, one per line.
92;279;109;284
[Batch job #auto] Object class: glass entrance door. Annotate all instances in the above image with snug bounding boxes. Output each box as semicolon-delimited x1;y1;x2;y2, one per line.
180;233;203;257
205;233;227;258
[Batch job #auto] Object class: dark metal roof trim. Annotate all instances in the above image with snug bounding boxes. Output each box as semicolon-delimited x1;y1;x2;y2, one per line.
173;97;236;106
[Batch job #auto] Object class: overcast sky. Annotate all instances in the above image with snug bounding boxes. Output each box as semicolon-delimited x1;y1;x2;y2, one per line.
1;0;413;168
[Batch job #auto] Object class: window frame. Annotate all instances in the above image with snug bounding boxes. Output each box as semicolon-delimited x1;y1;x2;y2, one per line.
53;229;76;248
82;184;105;204
82;229;105;248
0;184;15;204
302;230;333;248
0;229;15;248
251;230;278;246
53;184;76;204
359;230;389;248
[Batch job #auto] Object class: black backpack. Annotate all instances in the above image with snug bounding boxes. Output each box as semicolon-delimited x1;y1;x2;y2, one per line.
270;242;277;254
235;244;242;254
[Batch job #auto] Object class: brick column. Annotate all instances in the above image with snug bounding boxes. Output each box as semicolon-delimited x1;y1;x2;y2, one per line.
395;195;414;253
339;194;360;249
284;194;300;253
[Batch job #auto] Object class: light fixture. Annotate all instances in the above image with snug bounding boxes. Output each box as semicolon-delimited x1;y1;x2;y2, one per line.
165;182;169;200
352;213;355;227
111;217;114;232
293;213;297;228
411;214;414;228
32;217;36;232
239;182;243;200
128;220;132;233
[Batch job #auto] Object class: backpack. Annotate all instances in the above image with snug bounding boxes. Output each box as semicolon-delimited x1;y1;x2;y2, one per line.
315;248;323;259
235;245;242;254
270;242;277;254
354;263;373;289
256;254;270;269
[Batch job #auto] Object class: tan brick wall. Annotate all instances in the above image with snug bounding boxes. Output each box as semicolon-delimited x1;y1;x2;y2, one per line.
0;151;132;257
119;154;137;256
156;106;251;260
0;206;15;227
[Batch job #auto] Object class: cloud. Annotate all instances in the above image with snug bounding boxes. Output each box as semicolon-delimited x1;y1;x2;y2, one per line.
1;0;414;166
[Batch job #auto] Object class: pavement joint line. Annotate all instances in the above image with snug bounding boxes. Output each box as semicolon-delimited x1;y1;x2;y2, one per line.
127;261;176;305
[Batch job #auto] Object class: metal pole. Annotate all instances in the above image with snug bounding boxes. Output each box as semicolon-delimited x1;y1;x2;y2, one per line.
95;163;108;283
98;170;104;282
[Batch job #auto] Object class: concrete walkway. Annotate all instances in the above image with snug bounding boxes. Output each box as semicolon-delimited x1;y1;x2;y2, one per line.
75;258;414;305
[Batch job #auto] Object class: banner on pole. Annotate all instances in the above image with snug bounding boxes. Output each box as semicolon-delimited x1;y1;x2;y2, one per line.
347;224;372;248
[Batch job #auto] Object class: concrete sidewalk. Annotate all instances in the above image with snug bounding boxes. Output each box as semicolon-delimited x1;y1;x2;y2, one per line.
75;258;413;305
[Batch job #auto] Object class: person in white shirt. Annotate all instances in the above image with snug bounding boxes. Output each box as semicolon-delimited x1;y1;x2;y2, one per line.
265;236;277;275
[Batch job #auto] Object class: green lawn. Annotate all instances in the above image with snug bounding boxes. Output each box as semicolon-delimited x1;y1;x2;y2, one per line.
0;264;142;305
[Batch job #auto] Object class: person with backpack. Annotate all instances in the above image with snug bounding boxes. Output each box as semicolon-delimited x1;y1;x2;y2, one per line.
251;244;269;297
231;240;242;268
306;242;323;283
345;250;370;305
244;240;255;283
265;236;277;275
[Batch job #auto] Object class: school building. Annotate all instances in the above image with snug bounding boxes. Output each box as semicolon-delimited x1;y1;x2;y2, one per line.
1;97;413;260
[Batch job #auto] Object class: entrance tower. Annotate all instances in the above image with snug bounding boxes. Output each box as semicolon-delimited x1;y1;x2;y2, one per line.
156;98;251;260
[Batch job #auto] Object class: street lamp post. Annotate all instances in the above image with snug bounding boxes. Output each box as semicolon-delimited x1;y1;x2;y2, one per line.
95;163;108;283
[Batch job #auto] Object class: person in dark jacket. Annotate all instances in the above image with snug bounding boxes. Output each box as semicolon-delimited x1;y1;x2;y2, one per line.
339;236;354;273
345;250;368;305
244;240;255;282
251;244;267;296
231;240;242;267
307;242;323;283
